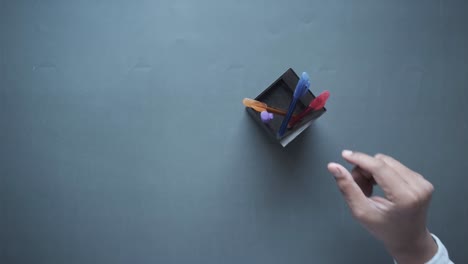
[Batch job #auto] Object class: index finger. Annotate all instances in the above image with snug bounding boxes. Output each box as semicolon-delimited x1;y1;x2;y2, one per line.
374;153;422;182
341;150;407;200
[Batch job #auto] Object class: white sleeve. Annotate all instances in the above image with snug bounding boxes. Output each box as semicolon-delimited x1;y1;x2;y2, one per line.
394;234;453;264
425;234;453;264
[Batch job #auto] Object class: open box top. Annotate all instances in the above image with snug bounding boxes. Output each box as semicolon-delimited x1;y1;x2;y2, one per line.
245;68;326;147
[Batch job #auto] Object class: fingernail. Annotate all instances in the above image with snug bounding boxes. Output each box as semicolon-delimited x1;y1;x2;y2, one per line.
328;164;342;178
342;150;353;157
332;167;341;177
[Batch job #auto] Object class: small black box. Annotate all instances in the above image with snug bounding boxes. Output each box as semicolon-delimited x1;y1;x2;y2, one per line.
245;68;326;147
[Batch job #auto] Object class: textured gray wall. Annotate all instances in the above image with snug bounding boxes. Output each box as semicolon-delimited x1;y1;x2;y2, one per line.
1;0;467;263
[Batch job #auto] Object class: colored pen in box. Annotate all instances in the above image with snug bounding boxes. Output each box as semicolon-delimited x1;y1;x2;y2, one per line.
288;90;330;128
277;72;310;137
242;98;288;116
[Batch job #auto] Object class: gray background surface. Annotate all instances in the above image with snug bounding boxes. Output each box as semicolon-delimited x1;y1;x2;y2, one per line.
1;0;468;263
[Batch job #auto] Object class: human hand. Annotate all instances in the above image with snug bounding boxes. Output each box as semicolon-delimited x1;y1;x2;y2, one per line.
328;150;437;264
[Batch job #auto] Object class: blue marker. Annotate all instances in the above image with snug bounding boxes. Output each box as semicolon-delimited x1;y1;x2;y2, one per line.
277;72;310;137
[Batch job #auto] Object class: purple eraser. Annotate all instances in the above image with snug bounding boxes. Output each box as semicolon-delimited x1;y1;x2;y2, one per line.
260;111;274;123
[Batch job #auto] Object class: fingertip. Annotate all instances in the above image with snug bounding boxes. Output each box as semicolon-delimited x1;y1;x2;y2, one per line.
328;163;352;181
327;162;340;176
342;149;353;158
327;162;337;169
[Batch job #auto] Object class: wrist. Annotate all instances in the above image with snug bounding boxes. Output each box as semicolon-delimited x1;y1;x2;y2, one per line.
388;230;438;264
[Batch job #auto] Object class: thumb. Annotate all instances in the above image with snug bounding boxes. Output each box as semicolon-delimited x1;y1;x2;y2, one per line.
328;162;372;219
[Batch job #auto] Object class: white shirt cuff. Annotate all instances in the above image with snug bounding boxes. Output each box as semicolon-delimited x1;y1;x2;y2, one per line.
393;234;453;264
425;234;453;264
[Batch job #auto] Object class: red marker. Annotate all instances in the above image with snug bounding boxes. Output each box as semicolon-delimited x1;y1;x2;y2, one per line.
288;90;330;128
